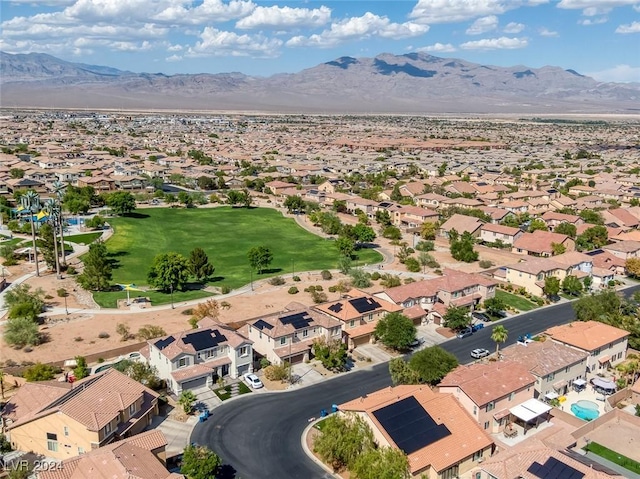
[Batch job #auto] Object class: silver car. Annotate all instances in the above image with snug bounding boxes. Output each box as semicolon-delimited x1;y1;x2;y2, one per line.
470;348;490;359
243;373;264;389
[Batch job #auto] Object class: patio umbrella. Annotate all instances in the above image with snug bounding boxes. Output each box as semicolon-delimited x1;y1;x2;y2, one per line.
592;377;616;391
118;283;144;305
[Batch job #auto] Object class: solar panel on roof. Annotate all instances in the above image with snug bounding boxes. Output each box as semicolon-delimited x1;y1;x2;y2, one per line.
280;312;312;330
526;457;585;479
155;336;175;350
372;396;451;455
254;319;274;331
182;329;227;351
350;297;381;314
328;303;343;313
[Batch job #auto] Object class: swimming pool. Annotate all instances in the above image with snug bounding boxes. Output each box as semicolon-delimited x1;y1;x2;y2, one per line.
571;400;600;421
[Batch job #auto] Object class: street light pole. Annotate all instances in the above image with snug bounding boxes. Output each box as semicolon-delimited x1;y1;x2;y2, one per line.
250;268;253;291
170;283;175;309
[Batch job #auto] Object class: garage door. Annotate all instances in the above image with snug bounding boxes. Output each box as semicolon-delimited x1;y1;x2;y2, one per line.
352;335;370;347
237;364;250;376
181;376;208;391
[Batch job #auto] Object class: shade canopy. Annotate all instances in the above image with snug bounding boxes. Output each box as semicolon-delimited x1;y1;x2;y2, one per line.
510;398;551;423
544;391;559;400
592;377;616;391
573;378;587;386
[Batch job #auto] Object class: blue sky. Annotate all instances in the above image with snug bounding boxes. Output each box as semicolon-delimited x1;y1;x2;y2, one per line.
1;0;639;82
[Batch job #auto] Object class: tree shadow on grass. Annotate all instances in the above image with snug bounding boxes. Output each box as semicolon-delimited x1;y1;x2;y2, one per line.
184;282;207;291
122;212;150;219
259;268;282;275
106;251;128;270
206;276;225;283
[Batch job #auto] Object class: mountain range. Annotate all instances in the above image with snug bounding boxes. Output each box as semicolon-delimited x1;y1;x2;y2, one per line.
1;51;639;114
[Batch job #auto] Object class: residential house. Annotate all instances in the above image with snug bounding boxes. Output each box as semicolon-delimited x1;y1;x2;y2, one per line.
545;321;629;373
440;197;484;210
477;206;515;224
439;214;484;238
502;257;573;297
479;223;523;246
392;205;439;229
584;249;626;276
345;196;378;218
145;323;253;395
602;240;640;260
314;290;402;348
265;180;298;196
374;269;497;325
439;361;536;433
2;369;159;460
246;306;342;365
338;385;494;479
37;430;182;479
512;230;575;257
77;176;116;191
416;192;448;209
500;341;588;398
541;211;583;230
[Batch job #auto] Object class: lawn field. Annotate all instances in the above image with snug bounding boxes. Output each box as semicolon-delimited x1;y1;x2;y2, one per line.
495;290;538;312
65;232;103;245
94;207;382;307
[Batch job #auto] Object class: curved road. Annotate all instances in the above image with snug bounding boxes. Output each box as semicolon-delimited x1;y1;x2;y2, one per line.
193;285;640;479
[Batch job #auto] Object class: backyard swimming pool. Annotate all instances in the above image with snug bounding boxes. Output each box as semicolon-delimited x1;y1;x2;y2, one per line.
571;400;600;421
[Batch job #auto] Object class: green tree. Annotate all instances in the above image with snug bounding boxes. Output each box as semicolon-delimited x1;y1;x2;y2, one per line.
408;346;459;385
543;276;561;298
405;257;420;272
415;240;434;252
177;191;193;207
73;356;89;380
420;221;438;240
335;236;356;258
395;242;413;264
247;245;273;274
77;240;112;291
10;168;25;179
351;446;410;479
4;284;45;321
554;222;577;238
484;297;506;317
38;223;58;269
4;316;41;348
562;275;583;296
349;268;371;288
626;258;640;279
579;209;604;225
147;252;190;291
375;209;392;226
312;337;348;371
313;414;375;472
352;223;376;245
178;390;197;414
374;312;416;351
337;255;352;274
113;360;162;389
551;242;566;256
449;230;478;263
379;273;401;288
0;244;18;266
491;325;508;355
284;195;305;213
382;225;402;240
189;247;214;281
576;225;608;251
528;219;548;232
388;357;420;385
180;444;222;479
443;305;470;331
105;191;136;215
23;363;57;382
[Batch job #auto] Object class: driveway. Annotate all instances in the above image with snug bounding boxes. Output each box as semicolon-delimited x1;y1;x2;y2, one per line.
150;415;197;459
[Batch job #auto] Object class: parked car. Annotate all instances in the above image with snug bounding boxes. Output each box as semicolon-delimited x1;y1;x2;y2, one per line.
409;337;426;348
472;311;491;322
456;328;473;339
470;348;490;359
471;323;485;332
493;310;508;319
243;373;264;389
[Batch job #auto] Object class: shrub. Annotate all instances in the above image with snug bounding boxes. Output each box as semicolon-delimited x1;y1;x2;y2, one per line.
314;285;324;292
263;363;290;381
137;325;166;340
371;271;381;280
98;331;110;339
321;270;333;280
97;358;105;363
74;336;83;342
404;278;416;284
328;285;337;293
405;257;420;272
259;358;271;369
292;275;301;282
182;308;194;315
66;265;77;275
311;290;328;303
268;276;285;286
288;286;299;294
116;322;132;341
479;259;494;269
415;240;435;252
220;285;231;294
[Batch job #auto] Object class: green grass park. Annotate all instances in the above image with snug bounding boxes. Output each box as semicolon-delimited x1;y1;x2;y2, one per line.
92;207;382;307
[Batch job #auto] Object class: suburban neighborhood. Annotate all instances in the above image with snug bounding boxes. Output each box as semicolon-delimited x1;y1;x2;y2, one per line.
0;111;639;479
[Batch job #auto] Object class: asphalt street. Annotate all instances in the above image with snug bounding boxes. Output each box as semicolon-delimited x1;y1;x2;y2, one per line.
192;284;640;479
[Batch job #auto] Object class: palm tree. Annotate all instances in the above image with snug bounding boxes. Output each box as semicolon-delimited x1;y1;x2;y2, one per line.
21;190;41;277
491;325;508;356
0;370;5;399
44;199;61;279
52;181;67;266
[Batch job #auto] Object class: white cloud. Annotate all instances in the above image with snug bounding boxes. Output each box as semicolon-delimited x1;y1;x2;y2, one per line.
616;21;640;33
286;12;428;48
7;0;75;5
539;27;559;36
460;36;528;50
236;5;331;30
466;15;499;35
558;0;639;9
165;54;182;62
578;16;608;24
586;64;640;82
188;27;283;57
582;6;610;15
417;42;457;52
504;22;525;33
154;0;256;25
409;0;547;24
